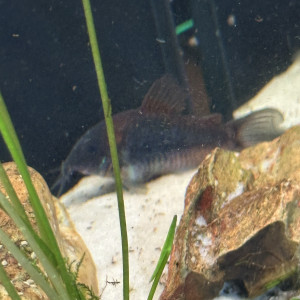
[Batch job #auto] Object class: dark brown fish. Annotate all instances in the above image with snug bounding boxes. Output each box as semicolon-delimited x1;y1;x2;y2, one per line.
53;75;284;194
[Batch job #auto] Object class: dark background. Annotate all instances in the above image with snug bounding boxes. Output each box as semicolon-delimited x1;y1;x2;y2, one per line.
0;0;299;187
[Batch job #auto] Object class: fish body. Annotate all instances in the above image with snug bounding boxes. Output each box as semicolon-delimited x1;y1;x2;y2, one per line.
53;75;283;193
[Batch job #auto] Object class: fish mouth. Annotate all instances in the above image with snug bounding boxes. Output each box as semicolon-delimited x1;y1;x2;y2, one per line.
51;172;69;196
51;161;74;196
52;157;115;196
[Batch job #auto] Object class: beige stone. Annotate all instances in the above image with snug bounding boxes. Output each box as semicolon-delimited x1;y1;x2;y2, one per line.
0;162;98;299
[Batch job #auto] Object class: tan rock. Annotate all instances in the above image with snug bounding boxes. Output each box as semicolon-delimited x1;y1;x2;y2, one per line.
160;126;300;300
0;162;98;299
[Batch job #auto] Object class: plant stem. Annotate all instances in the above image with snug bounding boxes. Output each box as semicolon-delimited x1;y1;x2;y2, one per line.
81;1;129;299
0;92;79;299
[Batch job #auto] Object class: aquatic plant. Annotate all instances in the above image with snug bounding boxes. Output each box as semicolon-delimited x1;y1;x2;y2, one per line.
81;0;129;297
81;1;176;299
0;0;176;299
0;92;93;299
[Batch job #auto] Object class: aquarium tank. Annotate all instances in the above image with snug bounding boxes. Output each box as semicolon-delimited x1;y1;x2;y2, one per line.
0;0;300;299
1;0;299;188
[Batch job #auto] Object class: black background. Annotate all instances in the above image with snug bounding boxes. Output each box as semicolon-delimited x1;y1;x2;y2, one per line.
0;0;299;187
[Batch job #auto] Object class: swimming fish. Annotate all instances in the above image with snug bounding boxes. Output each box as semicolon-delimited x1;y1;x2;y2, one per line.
53;75;284;195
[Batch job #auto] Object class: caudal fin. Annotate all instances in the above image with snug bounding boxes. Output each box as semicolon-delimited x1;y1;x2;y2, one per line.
229;108;284;148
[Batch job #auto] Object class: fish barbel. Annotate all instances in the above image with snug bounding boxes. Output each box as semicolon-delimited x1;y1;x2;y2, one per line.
53;75;284;194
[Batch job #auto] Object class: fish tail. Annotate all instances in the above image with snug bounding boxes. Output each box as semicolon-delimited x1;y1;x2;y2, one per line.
228;108;284;148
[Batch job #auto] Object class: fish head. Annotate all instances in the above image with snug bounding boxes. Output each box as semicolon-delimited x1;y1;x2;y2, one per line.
52;122;112;195
65;123;113;175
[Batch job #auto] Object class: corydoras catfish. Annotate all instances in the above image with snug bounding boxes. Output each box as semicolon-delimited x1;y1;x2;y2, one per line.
53;75;283;195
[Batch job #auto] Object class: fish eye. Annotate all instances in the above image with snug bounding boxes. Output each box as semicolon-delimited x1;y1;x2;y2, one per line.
99;156;108;172
100;157;106;167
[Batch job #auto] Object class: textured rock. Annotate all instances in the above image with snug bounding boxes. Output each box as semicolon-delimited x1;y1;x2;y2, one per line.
0;162;98;299
160;126;300;300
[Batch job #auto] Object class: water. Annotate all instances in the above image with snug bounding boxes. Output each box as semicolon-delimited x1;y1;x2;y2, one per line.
1;0;299;187
1;1;300;299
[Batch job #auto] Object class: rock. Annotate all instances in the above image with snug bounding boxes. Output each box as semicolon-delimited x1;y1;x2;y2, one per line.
0;162;98;299
160;126;300;300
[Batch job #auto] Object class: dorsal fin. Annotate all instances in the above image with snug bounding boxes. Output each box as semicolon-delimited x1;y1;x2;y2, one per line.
140;75;189;116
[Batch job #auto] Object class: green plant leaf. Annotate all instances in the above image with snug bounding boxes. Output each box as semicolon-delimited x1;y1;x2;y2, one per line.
0;161;31;227
0;191;70;299
0;223;59;299
150;215;177;282
0;162;58;269
147;215;177;300
81;0;129;299
0;262;22;300
0;92;80;299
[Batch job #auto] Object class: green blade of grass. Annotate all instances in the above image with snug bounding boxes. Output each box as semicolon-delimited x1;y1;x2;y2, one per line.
0;225;59;299
0;262;22;300
147;253;169;300
0;92;80;299
0;162;58;273
149;215;177;282
81;0;129;299
0;191;70;299
147;215;177;300
0;92;54;246
0;162;30;226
